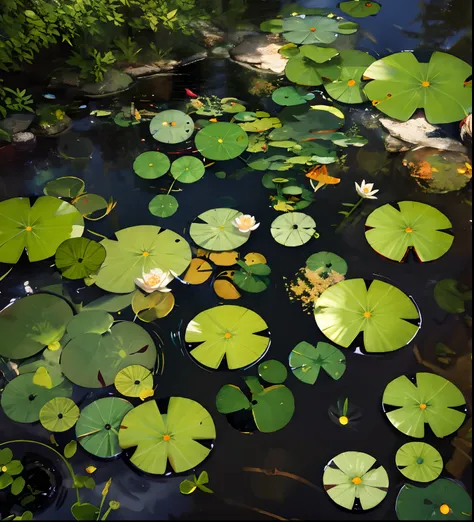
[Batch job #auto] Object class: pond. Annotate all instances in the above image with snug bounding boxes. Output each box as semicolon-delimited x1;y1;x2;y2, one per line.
0;0;472;521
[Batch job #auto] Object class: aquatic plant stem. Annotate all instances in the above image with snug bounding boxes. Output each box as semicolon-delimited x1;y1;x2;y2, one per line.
223;498;289;521
166;179;178;195
335;197;364;232
243;466;322;492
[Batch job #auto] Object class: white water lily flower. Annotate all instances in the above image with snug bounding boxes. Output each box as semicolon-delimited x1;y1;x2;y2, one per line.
134;268;173;293
232;214;260;233
355;180;379;200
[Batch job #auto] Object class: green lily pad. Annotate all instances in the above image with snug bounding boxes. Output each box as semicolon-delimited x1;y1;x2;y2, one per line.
119;397;216;474
234;111;258;122
67;310;114;337
395;442;443;483
279;43;301;59
396;479;472;520
133;152;171;179
150;110;194;144
76;397;133;458
306;251;348;275
73;194;111;220
282;16;340;45
114;111;140;127
94;225;191;293
189;208;250;251
260;19;284;33
299;45;339;64
55;238;106;280
114;365;154;398
216;376;295;433
0;374;72;423
324;50;376;104
195;122;249;161
61;321;156;388
44;176;86;198
0;294;73;359
365;201;454;262
337;21;360;34
434;279;472;314
289;341;346;384
382;373;466;438
270;212;317;247
0;196;84;264
364;52;472;124
170;156;205;184
285;55;341;86
39;397;80;432
339;1;381;18
258;360;288;384
323;451;389;511
315;278;420;353
148;195;179;218
19;348;64;388
233;264;270;293
272;86;315;107
239;118;282;133
185;305;270;370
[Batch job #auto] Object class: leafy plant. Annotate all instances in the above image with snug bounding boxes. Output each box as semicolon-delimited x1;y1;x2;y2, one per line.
0;80;34;119
179;471;213;495
113;37;142;63
0;448;25;495
66;49;116;83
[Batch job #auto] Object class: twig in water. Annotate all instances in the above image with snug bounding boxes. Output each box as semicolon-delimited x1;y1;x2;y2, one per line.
243;467;322;493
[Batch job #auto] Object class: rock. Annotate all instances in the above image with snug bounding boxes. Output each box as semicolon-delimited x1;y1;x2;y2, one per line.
12;132;36;151
0;113;35;135
230;34;288;74
380;113;467;153
49;70;83;88
32;106;72;137
211;46;231;58
384;135;412;153
227;28;260;44
82;70;134;97
190;20;226;48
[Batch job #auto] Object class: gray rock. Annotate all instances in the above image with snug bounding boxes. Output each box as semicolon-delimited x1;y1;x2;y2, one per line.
12;131;36;151
190;20;226;48
0;113;35;135
49;70;82;88
82;70;134;97
230;34;287;74
380;114;467;153
211;46;231;58
384;135;412;153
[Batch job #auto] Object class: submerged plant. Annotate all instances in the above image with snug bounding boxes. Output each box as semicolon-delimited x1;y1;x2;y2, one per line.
179;471;213;495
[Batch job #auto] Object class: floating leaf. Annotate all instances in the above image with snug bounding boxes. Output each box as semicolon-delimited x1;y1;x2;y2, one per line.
170;156;205;184
213;271;241;300
0;196;84;264
234;111;257;122
64;440;77;459
382;373;466;438
260;19;283;33
339;1;381;18
133;152;170;179
148;194;179;218
282;16;340;45
434;280;472;314
364;52;472;124
40;398;79;432
271;212;317;247
119;397;216;474
258;360;288;384
94;225;191;293
289;341;346;384
33;366;54;389
185;305;270;370
67;310;114;337
71;502;100;521
286;55;340;86
272;86;315;107
150;110;194;144
395;442;443;482
44;177;86;198
233;262;271;293
76;397;133;458
11;476;26;495
299;45;339;64
73;194;115;221
131;289;175;321
84;292;134;313
180;480;197;495
55;237;106;280
365;201;453;262
183;258;213;285
190;208;250;251
306;251;348;275
323;451;389;510
315;279;420;353
195;122;249;160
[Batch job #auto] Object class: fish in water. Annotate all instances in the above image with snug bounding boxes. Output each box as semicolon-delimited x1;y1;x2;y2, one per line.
134;109;141;121
79;105;87;109
185;88;198;98
43;94;56;100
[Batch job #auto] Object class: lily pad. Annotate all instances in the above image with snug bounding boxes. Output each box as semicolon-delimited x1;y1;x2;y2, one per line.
234;112;257;122
19;348;64;388
216;376;295;433
396;479;472;520
315;279;420;353
94;225;191;293
114;365;154;398
282;16;340;45
395;442;443;483
289;341;346;384
270;212;317;247
185;305;270;370
183;258;214;285
299;45;340;64
131;290;175;322
272;87;315;107
150;110;194;144
434;279;472;314
363;52;472;124
365;201;454;263
195;122;249;161
44;177;86;198
323;451;389;511
1;374;73;423
0;294;73;359
258;360;288;384
133;152;171;179
306;251;348;275
55;238;106;280
324;50;376;104
189;208;250;251
39;397;80;432
285;55;341;86
382;373;466;438
339;1;381;18
61;321;156;388
148;195;179;218
233;261;271;293
119;397;216;474
0;196;84;264
76;397;133;458
170;156;205;184
66;310;114;337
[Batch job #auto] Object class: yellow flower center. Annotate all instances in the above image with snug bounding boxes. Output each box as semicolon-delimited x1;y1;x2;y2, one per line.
144;274;162;286
422;81;430;87
339;416;349;426
440;504;451;515
419;403;427;410
162;121;169;126
149;163;153;167
142;251;149;257
1;466;7;472
25;226;33;232
185;167;189;171
364;311;371;318
363;187;370;193
406;227;413;233
48;341;61;352
225;332;232;339
171;121;177;127
348;79;356;87
218;138;224;143
310;27;316;32
352;477;362;485
163;434;171;441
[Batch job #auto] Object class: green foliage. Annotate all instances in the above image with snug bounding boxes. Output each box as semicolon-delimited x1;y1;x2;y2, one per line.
114;37;142;63
67;49;116;83
0;80;34;119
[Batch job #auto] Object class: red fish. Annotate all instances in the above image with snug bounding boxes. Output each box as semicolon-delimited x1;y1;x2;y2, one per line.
185;88;198;98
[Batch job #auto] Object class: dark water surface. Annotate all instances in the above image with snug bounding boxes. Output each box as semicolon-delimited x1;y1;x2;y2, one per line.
0;0;472;520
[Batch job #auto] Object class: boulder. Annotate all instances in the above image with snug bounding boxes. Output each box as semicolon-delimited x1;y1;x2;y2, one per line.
81;69;134;97
12;132;36;151
190;20;226;48
0;113;35;135
230;34;287;74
